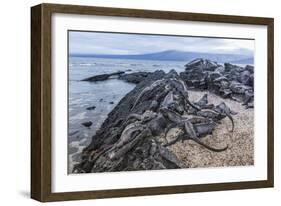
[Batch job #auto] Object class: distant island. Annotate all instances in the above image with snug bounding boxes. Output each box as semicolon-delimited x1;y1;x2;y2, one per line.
70;50;253;64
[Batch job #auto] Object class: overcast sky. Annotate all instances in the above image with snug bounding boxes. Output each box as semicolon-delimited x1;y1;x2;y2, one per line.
69;31;254;56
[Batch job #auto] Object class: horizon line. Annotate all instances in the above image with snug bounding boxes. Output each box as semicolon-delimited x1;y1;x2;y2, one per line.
69;49;253;57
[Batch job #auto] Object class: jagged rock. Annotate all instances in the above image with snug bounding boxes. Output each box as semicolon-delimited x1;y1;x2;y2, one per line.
245;65;254;73
248;74;254;87
229;81;251;94
180;69;208;89
215;66;225;73
73;70;234;173
180;58;254;108
239;70;251;85
224;63;244;73
119;72;150;84
185;58;221;71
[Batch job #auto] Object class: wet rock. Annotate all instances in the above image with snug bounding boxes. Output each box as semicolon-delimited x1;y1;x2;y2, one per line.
81;121;93;128
119;72;150;84
86;106;96;110
82;71;125;82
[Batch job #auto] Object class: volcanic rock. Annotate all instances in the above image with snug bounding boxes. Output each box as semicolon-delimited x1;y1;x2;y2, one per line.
119;72;150;84
82;71;125;82
73;70;234;173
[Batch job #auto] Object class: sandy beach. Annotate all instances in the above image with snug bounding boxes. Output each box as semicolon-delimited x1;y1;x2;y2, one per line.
168;90;254;168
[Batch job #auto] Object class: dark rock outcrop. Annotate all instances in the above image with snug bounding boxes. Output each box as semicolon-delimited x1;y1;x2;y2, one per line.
82;70;152;85
82;71;125;82
118;72;150;84
86;106;96;110
185;58;221;71
73;70;234;173
180;58;254;108
81;121;93;128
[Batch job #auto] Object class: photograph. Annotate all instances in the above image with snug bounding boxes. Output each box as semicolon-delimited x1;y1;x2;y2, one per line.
68;31;255;174
30;3;274;201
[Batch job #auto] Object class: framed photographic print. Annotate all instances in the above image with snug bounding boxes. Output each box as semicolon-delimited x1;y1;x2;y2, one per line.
31;3;274;202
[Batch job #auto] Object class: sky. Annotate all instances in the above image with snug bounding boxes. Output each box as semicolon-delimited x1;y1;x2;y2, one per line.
69;31;254;56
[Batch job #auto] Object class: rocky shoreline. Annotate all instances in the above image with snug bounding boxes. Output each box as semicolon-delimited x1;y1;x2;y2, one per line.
83;59;254;109
71;58;254;173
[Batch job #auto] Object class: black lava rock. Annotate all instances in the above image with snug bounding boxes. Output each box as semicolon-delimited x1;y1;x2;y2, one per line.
82;71;125;82
81;121;93;128
119;72;150;84
86;106;96;110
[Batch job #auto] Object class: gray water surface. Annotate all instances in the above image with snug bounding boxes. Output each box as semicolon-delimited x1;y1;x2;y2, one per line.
68;57;187;147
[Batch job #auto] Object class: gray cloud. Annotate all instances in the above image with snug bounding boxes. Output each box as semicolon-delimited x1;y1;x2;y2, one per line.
69;31;254;56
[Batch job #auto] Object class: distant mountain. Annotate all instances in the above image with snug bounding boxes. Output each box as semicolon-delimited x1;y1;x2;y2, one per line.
71;50;253;63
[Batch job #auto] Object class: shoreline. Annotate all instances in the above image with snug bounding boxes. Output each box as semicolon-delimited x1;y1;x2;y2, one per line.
68;89;254;172
68;58;254;173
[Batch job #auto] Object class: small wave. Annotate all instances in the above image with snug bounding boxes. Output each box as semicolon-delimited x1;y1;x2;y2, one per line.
69;112;87;121
130;63;143;66
116;63;130;66
79;63;92;66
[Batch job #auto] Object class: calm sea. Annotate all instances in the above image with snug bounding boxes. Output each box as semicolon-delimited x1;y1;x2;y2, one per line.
68;57;187;147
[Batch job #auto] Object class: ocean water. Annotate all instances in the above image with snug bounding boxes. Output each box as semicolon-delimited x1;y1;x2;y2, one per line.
68;57;187;164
